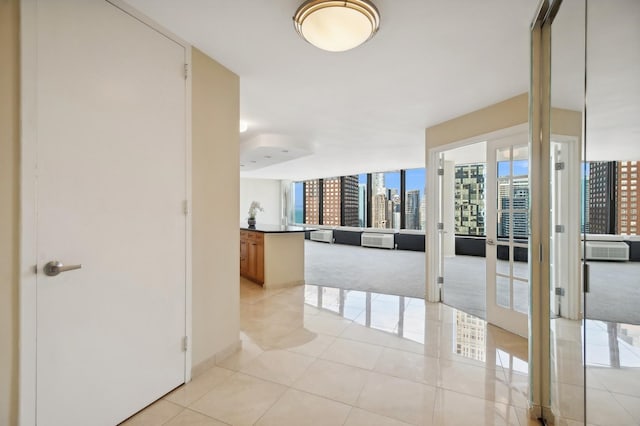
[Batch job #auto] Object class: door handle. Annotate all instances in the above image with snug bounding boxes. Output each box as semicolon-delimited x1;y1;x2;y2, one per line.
44;260;82;277
486;238;495;246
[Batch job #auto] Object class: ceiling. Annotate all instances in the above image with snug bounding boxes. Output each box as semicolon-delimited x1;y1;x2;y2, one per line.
123;0;639;179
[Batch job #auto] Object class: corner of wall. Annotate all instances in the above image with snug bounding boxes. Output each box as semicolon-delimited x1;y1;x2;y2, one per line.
191;47;241;369
0;0;20;424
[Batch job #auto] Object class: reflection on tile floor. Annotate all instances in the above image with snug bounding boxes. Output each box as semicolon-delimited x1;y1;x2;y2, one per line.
126;279;536;425
125;278;640;425
551;318;640;425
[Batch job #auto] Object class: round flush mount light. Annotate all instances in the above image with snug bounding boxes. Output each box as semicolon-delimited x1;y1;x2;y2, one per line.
293;0;380;52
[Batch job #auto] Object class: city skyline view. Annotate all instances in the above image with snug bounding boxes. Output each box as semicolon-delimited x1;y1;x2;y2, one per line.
292;161;639;237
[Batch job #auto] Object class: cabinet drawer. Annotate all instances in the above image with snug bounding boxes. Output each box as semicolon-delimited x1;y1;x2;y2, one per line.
247;231;264;243
240;230;249;239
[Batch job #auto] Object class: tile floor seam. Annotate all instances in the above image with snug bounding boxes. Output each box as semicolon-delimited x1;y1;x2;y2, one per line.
610;393;640;426
156;402;190;426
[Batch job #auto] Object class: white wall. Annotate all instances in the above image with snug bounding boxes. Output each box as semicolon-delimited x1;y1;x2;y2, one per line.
240;178;282;225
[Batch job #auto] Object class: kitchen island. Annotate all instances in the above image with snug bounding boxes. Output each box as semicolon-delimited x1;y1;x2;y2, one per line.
240;224;308;288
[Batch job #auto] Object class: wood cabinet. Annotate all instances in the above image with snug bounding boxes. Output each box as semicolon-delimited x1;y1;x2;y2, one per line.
240;230;264;284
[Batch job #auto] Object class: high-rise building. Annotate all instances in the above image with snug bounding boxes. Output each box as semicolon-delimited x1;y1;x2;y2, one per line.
342;175;360;227
499;178;528;239
617;161;640;235
588;161;617;234
372;193;388;228
419;197;426;230
304;179;320;224
405;189;421;230
322;177;341;226
358;184;367;227
372;172;385;195
455;164;485;235
581;168;590;233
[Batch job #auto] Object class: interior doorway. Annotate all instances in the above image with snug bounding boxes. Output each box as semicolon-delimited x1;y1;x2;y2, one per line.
428;125;530;338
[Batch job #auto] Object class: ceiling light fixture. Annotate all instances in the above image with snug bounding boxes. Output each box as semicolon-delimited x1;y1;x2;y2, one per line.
293;0;380;52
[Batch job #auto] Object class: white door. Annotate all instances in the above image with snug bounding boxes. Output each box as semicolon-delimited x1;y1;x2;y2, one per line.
485;136;529;337
35;1;187;424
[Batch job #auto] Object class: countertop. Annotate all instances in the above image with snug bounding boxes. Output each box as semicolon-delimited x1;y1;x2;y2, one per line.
240;224;313;233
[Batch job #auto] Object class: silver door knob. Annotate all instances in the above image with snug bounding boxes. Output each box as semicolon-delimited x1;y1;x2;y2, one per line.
44;260;82;277
486;238;495;246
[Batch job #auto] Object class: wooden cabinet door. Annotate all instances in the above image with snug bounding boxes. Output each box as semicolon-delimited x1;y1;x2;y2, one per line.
248;241;258;280
255;242;264;284
240;238;248;276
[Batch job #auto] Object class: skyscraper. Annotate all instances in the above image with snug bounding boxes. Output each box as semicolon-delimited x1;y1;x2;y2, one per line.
358;184;367;227
617;161;640;235
372;193;388;228
372;172;385;195
342;175;360;227
405;189;421;230
455;164;485;235
304;179;320;224
322;177;341;226
588;161;617;234
499;178;529;239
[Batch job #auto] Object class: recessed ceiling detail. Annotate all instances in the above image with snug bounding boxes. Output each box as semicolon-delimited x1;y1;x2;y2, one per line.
240;134;313;172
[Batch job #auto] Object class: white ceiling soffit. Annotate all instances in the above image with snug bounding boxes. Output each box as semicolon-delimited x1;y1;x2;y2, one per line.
122;0;638;175
240;133;313;172
122;0;535;179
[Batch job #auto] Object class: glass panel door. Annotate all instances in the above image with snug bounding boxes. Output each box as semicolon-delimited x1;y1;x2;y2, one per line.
486;136;529;337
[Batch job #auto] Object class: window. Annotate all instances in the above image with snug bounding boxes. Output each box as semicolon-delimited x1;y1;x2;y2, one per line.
405;168;426;230
371;171;400;229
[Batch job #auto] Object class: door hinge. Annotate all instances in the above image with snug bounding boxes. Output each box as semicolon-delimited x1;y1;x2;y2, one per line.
555;162;565;171
184;63;189;80
437;168;445;176
437;222;444;230
555;287;565;296
183;200;190;215
555;224;565;233
182;336;189;352
437;276;444;285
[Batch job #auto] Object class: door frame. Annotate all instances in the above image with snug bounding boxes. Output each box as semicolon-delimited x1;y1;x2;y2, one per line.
19;1;193;424
426;122;529;304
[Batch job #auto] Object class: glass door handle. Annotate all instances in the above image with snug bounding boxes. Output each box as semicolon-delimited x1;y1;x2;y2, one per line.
44;260;82;277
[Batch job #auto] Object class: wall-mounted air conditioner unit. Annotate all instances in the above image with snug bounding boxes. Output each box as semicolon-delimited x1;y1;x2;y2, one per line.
584;241;629;261
310;230;333;243
361;233;395;249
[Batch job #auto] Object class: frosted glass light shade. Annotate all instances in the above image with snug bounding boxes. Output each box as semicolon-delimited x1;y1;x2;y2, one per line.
293;0;380;52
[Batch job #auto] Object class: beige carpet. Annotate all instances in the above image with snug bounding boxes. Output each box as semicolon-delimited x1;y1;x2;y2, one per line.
304;240;640;325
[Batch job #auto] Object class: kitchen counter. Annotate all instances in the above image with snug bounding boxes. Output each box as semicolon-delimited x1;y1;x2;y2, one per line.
239;224;310;233
240;224;310;288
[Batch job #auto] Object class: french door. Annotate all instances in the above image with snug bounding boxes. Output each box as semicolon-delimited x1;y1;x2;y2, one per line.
485;135;529;337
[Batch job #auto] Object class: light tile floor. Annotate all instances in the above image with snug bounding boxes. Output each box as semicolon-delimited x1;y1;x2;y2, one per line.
124;278;540;425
